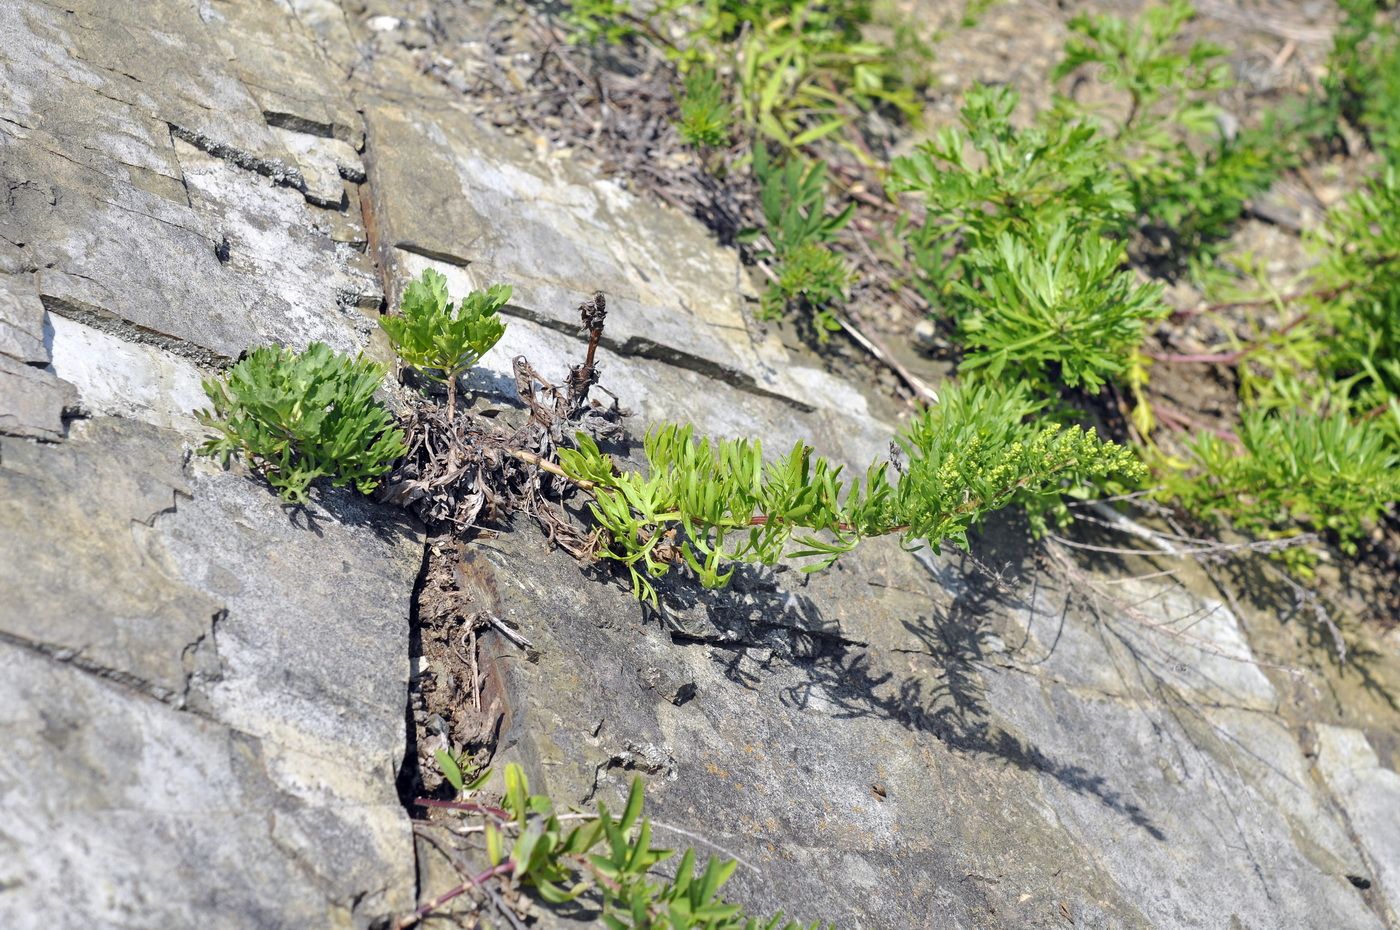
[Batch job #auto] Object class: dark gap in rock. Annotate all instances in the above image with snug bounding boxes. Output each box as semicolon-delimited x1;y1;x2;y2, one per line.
395;537;431;813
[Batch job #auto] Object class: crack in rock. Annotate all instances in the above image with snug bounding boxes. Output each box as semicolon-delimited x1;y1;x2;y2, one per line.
169;125;305;190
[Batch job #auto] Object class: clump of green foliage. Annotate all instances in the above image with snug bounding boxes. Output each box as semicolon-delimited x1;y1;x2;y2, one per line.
890;83;1131;280
425;763;825;930
677;65;734;148
1165;409;1400;574
889;85;1164;389
196;343;407;504
1325;0;1400;166
951;222;1166;392
1049;0;1297;273
743;145;854;335
379;269;510;418
1310;168;1400;420
1179;167;1400;569
1216;169;1400;432
565;0;920;156
560;381;1145;603
201;273;1146;602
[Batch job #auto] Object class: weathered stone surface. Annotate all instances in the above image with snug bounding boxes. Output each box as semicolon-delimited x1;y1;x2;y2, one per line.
1316;725;1400;921
202;0;364;147
464;523;1389;930
1;0;295;177
46;315;210;433
273;127;366;206
277;0;364;74
0;418;420;927
173;137;384;342
0;419;219;699
0;123;379;364
363;103;869;414
991;571;1279;710
0;353;74;440
0;274;49;364
397;251;891;470
0;643;403;930
1;0;380;365
161;453;423;770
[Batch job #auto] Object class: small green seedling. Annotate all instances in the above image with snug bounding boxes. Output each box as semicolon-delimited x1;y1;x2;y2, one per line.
430;762;827;930
379;269;511;418
744;144;854;336
677;65;734;149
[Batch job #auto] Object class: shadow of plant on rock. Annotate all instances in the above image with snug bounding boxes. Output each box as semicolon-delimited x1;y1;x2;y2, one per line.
637;563;849;682
642;524;1169;841
783;553;1167;842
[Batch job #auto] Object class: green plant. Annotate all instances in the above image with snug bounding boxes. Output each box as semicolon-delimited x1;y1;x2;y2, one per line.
1143;172;1400;571
1312;168;1400;416
889;85;1164;390
416;763;825;930
196;343;407;504
1164;407;1400;574
1053;0;1228;148
565;0;920;156
889;83;1132;303
559;381;1146;603
1227;169;1400;426
677;65;734;148
731;1;920;154
1325;0;1400;166
1049;0;1298;273
744;145;854;335
379;270;511;418
952;222;1167;392
435;749;490;795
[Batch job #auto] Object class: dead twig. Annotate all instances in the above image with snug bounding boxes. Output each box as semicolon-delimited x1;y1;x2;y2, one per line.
485;613;535;651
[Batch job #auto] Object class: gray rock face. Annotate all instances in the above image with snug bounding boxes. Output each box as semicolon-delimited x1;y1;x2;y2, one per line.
0;1;419;926
0;417;422;930
1316;726;1400;926
3;0;1400;928
361;101;878;416
465;528;1393;930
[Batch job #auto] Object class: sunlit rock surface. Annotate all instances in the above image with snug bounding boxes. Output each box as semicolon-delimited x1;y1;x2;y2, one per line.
2;1;1399;929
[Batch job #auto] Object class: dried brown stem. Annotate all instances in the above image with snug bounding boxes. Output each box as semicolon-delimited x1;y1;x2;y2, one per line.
510;448;596;490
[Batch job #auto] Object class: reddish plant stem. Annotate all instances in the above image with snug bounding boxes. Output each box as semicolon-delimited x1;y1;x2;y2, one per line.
1154;404;1241;443
394;861;516;930
1147;312;1310;365
1171;283;1352;322
414;798;512;821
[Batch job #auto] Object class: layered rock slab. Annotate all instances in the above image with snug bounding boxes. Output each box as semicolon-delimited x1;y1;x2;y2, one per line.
0;0;381;365
0;418;421;929
457;521;1388;930
0;418;421;928
360;97;877;415
0;0;423;925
